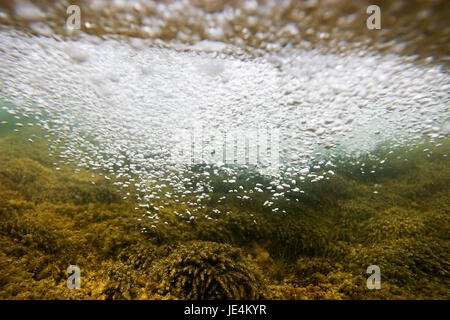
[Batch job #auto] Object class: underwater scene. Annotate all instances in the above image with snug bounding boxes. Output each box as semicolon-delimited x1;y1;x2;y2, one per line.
0;0;449;300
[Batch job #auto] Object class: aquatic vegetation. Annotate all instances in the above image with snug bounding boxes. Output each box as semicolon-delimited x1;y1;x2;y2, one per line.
0;0;448;303
0;217;67;254
118;243;172;271
149;241;266;300
0;106;449;301
102;262;145;300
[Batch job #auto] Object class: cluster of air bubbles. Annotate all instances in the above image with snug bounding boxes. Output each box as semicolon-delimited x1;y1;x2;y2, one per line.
0;0;449;226
1;0;448;64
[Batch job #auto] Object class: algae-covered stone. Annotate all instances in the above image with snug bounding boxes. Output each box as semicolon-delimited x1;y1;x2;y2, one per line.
149;241;266;299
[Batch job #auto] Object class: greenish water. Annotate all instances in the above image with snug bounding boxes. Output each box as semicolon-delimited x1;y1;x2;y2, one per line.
0;0;449;300
0;120;448;299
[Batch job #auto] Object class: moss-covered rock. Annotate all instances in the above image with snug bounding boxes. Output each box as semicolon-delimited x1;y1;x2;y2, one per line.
149;241;266;299
0;126;448;300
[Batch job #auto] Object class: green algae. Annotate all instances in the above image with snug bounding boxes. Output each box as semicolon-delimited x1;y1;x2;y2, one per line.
149;241;266;300
0;126;449;300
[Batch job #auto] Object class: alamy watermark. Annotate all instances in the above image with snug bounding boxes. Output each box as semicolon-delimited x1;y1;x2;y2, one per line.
367;5;381;30
67;265;81;289
64;4;380;33
366;265;381;289
66;5;81;30
171;127;280;174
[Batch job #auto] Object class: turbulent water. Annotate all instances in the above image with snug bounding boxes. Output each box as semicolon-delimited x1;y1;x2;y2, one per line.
1;28;449;211
1;1;449;217
0;0;449;301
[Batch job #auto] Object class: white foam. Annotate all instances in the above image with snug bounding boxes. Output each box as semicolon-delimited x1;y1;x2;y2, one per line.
0;29;448;210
